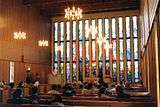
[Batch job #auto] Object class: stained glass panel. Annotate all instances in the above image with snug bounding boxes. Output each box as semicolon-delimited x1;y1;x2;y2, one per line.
105;40;109;60
79;21;83;40
134;61;139;82
127;39;131;60
112;18;116;38
85;20;89;40
60;63;64;74
105;19;109;39
66;42;70;61
73;21;76;41
92;62;96;77
120;62;124;81
60;43;64;61
72;63;76;81
113;61;117;82
98;19;102;38
134;39;138;59
113;40;116;60
54;63;58;75
86;41;89;60
60;22;64;41
127;61;131;81
119;17;123;38
66;63;70;81
105;63;110;75
126;17;130;38
79;41;83;60
66;21;70;41
120;39;123;60
54;43;58;61
133;16;138;37
73;42;76;61
54;22;58;41
91;20;96;39
92;41;96;61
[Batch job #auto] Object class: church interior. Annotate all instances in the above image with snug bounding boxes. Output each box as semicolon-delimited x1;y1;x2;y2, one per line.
0;0;160;107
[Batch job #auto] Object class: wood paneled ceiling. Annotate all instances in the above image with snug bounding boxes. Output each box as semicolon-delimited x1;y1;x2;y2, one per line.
23;0;140;17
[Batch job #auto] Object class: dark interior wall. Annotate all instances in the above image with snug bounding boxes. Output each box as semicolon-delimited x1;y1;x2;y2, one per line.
0;0;51;83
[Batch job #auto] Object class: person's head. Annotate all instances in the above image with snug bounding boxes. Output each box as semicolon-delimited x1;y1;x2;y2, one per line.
9;82;15;88
13;88;22;98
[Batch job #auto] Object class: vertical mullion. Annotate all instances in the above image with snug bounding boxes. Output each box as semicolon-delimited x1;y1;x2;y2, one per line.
102;18;106;79
76;20;79;82
116;18;120;83
109;18;113;81
137;16;141;81
58;22;61;74
89;19;92;77
70;21;73;82
63;21;66;84
95;19;99;77
51;20;54;73
82;20;85;81
123;17;127;81
130;16;134;82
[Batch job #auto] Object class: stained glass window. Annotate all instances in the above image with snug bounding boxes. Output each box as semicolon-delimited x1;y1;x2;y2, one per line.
113;40;116;60
86;41;89;60
119;17;123;38
92;62;96;77
92;41;96;61
9;61;14;83
120;62;124;81
127;61;131;81
120;39;123;60
60;43;64;61
66;63;70;81
127;39;131;60
72;63;76;81
60;22;64;41
105;62;110;75
66;21;70;41
134;39;138;59
79;41;83;60
112;18;116;38
79;21;83;40
134;61;139;82
54;43;58;61
85;20;89;40
73;42;76;61
105;19;109;39
98;19;102;38
126;17;130;38
66;42;70;61
54;63;58;75
133;16;137;37
54;22;58;41
106;40;110;60
60;63;64;74
73;21;76;41
113;61;117;82
91;20;96;39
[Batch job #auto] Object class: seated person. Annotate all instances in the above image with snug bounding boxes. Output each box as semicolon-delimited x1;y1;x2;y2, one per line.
63;83;76;96
11;88;23;104
51;94;64;106
28;86;40;104
48;85;60;94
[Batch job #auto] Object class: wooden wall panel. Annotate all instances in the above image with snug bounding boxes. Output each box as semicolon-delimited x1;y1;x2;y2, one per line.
0;0;51;83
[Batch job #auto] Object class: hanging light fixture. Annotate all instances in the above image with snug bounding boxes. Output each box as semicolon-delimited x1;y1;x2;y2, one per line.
13;31;26;40
38;40;49;47
64;0;82;20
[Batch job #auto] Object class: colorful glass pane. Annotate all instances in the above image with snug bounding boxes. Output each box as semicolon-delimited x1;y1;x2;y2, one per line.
66;21;70;41
60;22;64;41
72;63;76;81
127;39;131;60
92;41;96;61
134;39;138;59
112;18;116;38
105;19;109;39
105;40;109;60
120;39;123;60
119;17;123;38
133;16;138;37
85;20;89;40
113;40;116;60
54;43;58;61
127;61;131;81
54;63;58;75
126;17;130;38
73;42;76;61
92;62;96;77
60;42;64;61
120;62;124;81
105;63;110;75
134;61;139;82
91;20;96;39
66;42;70;61
54;22;58;41
60;63;64;74
66;63;70;81
86;41;89;60
79;41;83;60
73;21;76;40
79;21;83;40
113;61;117;82
98;19;102;38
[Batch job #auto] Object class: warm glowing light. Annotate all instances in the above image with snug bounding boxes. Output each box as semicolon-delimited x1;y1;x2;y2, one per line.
65;6;82;20
38;40;49;47
13;31;26;40
57;45;61;51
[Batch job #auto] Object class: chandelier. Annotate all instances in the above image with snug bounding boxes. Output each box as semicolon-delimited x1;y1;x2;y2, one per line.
13;31;26;40
38;40;49;47
65;6;82;20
